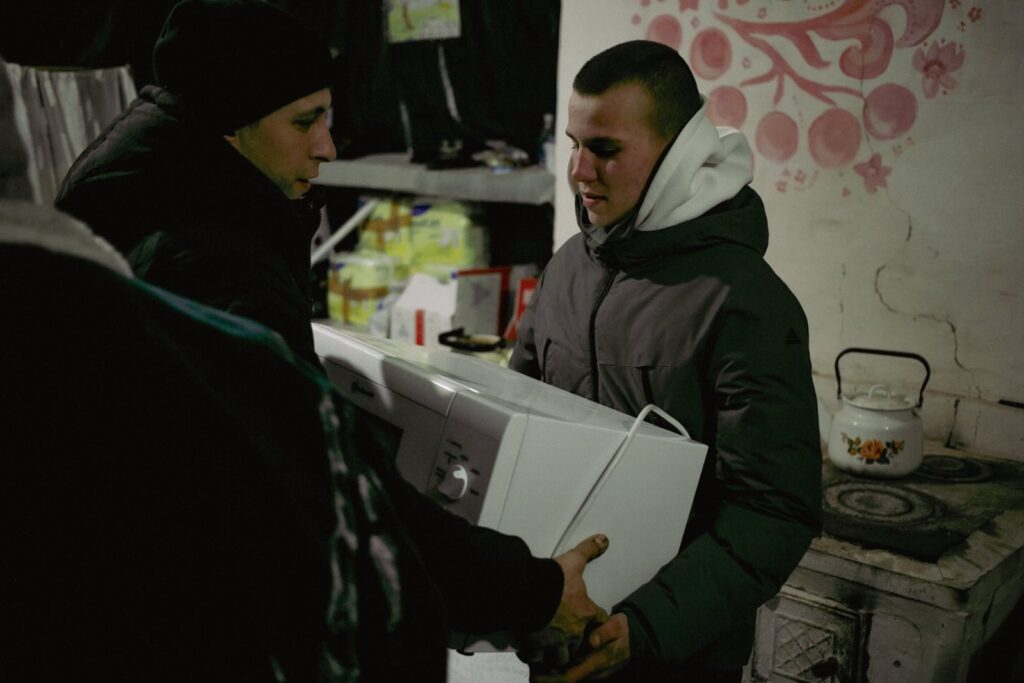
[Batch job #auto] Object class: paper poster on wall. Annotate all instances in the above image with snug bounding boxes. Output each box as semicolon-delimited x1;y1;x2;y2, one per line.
387;0;461;43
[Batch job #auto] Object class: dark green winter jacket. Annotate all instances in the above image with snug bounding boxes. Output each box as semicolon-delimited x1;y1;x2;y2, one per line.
511;104;821;676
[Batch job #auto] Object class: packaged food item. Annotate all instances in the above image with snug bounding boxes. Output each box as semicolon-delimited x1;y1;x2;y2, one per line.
357;197;414;282
388;267;511;349
389;273;456;349
409;198;488;272
327;251;393;328
410;262;458;284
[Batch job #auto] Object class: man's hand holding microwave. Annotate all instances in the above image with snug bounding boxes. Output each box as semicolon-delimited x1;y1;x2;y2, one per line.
518;534;610;673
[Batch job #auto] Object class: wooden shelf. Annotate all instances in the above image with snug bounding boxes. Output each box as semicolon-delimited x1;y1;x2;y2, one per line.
314;153;555;205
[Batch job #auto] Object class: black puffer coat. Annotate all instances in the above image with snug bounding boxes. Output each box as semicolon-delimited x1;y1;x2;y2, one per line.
56;85;321;364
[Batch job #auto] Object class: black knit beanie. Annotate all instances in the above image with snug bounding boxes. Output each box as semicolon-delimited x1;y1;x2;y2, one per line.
153;0;334;134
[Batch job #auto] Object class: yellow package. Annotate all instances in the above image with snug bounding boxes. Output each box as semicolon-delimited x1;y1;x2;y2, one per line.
328;252;393;327
409;199;488;270
358;197;413;282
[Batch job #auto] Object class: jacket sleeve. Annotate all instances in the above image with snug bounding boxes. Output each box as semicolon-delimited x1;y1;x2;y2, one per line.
376;461;564;636
334;397;563;637
616;279;822;665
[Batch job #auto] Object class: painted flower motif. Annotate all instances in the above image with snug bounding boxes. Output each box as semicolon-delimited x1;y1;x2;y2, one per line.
913;41;966;99
950;0;960;8
968;6;981;22
679;0;699;11
859;439;885;460
854;153;892;194
840;434;905;465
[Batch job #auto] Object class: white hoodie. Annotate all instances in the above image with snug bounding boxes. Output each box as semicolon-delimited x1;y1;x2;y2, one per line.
0;200;132;275
634;99;754;233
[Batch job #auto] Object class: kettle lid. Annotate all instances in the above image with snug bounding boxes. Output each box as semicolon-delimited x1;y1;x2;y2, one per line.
844;384;916;411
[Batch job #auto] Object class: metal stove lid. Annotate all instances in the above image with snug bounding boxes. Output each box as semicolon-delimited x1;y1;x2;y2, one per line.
823;481;942;524
916;454;993;482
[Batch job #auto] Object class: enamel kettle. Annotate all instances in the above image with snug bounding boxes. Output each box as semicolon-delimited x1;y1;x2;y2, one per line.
826;347;931;478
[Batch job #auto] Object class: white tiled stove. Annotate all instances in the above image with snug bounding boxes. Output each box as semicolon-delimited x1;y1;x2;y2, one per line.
747;443;1024;682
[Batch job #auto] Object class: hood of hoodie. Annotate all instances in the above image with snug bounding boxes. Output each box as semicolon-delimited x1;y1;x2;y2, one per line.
575;99;764;265
1;200;132;276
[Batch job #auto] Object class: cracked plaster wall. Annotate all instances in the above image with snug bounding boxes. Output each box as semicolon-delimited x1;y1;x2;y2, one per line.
556;0;1024;460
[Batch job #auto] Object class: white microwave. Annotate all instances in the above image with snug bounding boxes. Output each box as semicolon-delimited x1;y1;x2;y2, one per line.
311;323;707;649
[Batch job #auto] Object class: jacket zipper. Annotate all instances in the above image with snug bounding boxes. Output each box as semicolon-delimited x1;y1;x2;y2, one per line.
540;338;552;383
588;268;618;403
640;367;673;432
640;367;656;405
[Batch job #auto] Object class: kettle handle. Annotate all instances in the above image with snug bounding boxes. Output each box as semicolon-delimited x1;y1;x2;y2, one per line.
834;347;931;407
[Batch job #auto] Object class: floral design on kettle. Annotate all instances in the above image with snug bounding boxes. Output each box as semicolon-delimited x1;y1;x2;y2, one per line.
840;433;905;465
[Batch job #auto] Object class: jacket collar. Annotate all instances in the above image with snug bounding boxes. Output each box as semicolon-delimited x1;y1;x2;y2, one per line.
140;86;322;251
612;186;769;268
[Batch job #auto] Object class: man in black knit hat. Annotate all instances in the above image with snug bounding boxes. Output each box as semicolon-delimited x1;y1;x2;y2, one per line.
51;0;611;678
56;0;336;365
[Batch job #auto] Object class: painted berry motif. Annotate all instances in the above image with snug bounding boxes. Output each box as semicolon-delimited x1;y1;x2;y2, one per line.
633;0;984;195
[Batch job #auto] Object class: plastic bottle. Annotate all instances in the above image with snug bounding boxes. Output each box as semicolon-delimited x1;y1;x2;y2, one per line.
538;113;556;174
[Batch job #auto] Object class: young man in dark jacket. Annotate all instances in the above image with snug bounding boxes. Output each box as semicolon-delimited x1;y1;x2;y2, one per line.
511;40;823;681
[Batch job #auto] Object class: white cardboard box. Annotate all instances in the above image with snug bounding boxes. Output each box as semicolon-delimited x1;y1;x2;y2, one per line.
389;268;511;347
389;273;457;348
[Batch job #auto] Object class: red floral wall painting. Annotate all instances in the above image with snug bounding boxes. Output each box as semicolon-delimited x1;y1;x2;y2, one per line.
630;0;981;196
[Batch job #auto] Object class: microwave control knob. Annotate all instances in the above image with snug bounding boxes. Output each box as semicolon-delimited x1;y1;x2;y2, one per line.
437;465;470;501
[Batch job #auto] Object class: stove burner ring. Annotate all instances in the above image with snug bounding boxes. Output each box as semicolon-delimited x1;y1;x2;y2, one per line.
824;482;941;525
916;455;992;482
